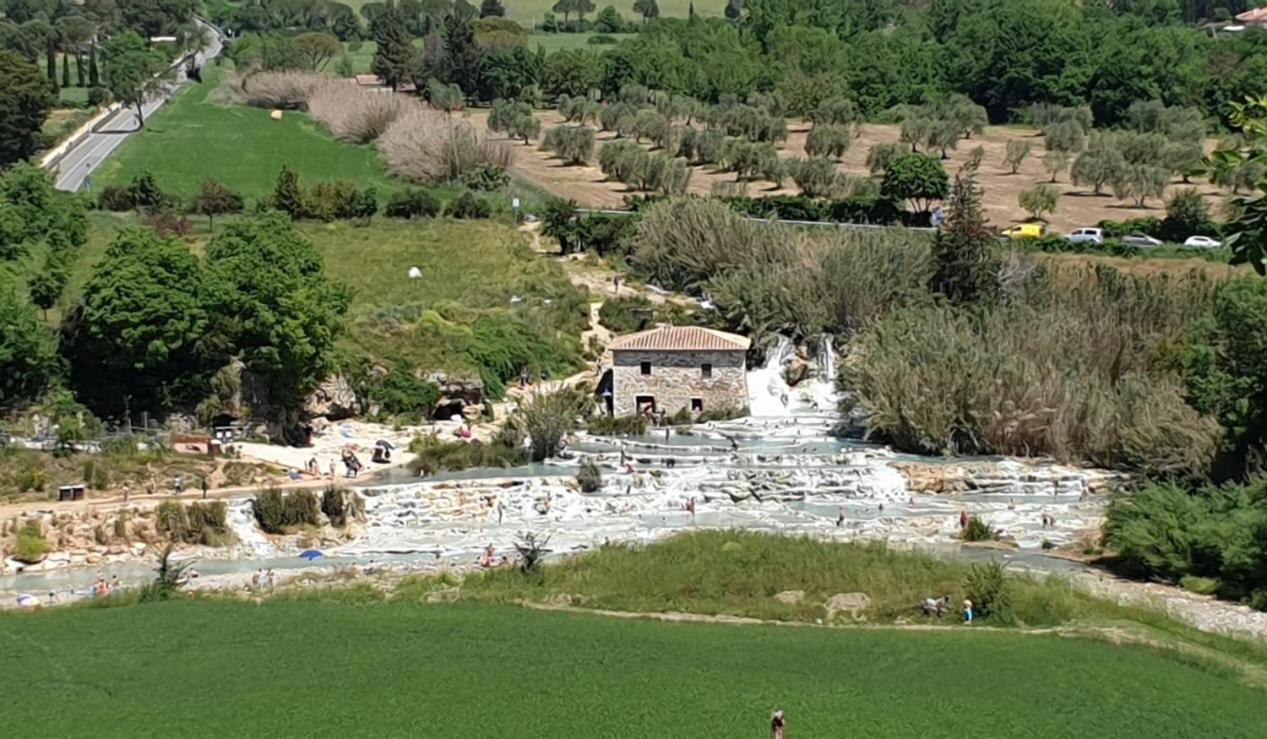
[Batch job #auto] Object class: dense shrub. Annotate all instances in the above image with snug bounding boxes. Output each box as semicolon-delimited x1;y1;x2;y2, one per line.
586;414;649;436
156;501;229;545
1104;480;1267;608
14;519;50;563
577;459;603;492
385;189;441;219
321;487;363;527
598;295;693;334
407;435;527;476
240;70;323;109
964;560;1013;624
96;184;135;211
378;107;514;183
962;515;995;542
445;191;492;219
844;278;1222;474
369;364;441;419
252;488;321;533
458;164;510;192
308;82;410;143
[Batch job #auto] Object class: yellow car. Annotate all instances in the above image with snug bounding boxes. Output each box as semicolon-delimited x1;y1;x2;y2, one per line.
1001;223;1047;239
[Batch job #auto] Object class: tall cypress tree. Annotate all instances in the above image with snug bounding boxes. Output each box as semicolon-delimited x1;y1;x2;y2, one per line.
371;6;416;91
88;39;99;87
443;11;481;98
929;160;998;305
60;53;70;88
45;40;57;86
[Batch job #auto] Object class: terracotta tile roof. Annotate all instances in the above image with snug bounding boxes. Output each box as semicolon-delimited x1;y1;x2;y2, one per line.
1236;7;1267;22
608;326;750;352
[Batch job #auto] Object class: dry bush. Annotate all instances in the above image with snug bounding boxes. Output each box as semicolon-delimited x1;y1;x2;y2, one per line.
240;71;325;109
843;267;1225;474
308;83;412;143
377;107;514;183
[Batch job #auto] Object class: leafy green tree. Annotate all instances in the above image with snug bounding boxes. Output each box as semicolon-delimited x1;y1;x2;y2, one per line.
189;179;244;231
552;0;575;24
544;49;603;97
101;32;168;127
1003;140;1031;174
60;228;209;415
1018;183;1059;221
479;0;507;17
202;215;351;411
292;32;342;72
27;250;70;318
0;273;60;409
805;124;850;160
595;5;623;32
1071;135;1126;195
633;0;659;21
882;153;949;215
0;163;88;260
946;0;1089;122
1159;187;1214;242
0;50;54;168
866;142;910;176
930;161;997;304
1039;149;1067;183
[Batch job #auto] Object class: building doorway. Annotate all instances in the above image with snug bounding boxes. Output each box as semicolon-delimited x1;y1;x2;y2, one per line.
636;395;656;416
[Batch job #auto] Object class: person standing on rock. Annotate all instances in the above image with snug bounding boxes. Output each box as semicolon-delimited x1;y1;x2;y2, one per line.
200;476;209;500
959;510;969;529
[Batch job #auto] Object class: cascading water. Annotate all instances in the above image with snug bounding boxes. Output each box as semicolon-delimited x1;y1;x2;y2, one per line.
227;499;278;558
747;336;794;417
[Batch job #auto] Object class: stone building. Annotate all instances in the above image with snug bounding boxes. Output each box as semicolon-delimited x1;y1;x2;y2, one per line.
602;326;750;417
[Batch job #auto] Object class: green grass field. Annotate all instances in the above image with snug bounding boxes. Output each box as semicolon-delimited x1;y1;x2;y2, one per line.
300;217;588;381
94;63;397;199
0;598;1261;737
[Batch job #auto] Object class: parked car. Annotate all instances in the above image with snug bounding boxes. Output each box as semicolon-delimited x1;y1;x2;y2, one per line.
1183;235;1223;249
1064;227;1104;245
1001;223;1046;239
1122;233;1163;248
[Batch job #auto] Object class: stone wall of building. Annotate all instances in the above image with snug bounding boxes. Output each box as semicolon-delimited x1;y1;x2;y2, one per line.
611;349;747;417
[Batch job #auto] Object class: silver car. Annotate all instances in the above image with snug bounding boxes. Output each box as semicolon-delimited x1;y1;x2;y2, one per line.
1065;227;1104;245
1183;235;1222;249
1122;233;1163;248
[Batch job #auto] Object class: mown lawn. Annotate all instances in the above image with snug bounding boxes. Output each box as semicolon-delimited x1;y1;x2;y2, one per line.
0;599;1261;737
300;218;589;384
93;63;398;200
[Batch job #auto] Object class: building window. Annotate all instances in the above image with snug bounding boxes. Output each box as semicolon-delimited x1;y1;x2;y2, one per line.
701;363;712;379
640;361;651;376
691;398;704;412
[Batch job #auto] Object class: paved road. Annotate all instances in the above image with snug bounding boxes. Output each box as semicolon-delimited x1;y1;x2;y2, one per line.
52;21;222;193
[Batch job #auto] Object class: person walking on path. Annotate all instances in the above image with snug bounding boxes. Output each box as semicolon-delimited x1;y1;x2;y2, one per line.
200;476;209;500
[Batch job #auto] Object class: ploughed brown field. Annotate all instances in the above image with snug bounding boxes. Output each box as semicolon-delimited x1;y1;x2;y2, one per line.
469;110;1232;236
